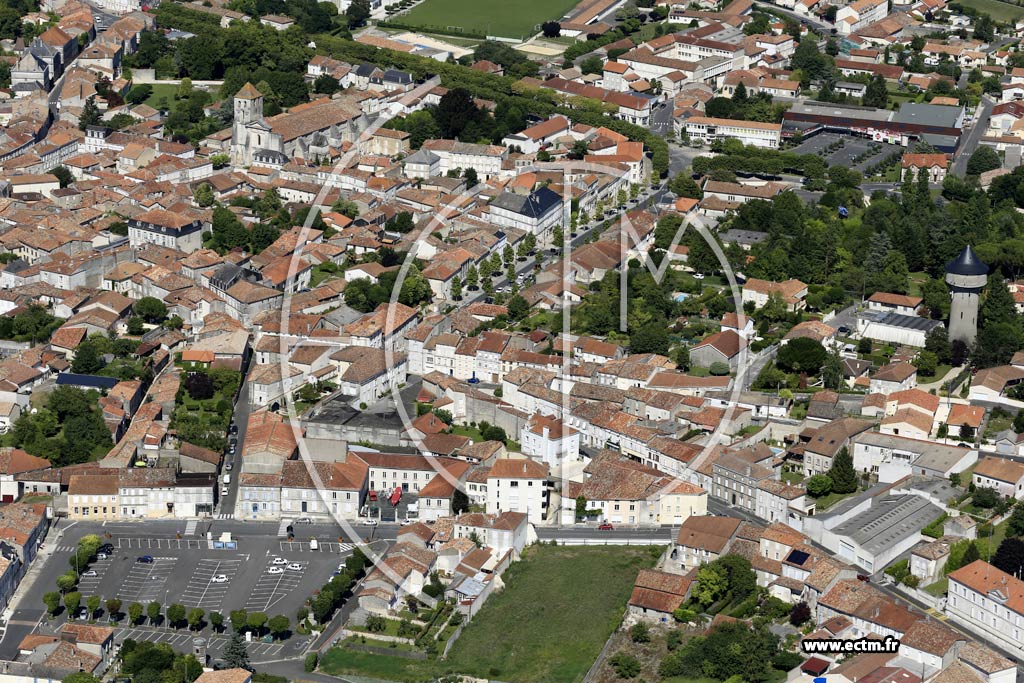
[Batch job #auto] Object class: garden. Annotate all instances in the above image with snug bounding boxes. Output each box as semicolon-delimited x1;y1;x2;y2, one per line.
170;367;241;453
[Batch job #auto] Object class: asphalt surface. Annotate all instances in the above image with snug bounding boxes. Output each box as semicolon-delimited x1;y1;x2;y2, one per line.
952;96;994;177
1;520;359;663
221;366;253;519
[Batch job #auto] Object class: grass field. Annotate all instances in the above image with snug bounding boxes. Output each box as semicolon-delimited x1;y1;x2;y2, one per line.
392;0;581;40
953;0;1024;21
143;83;179;111
318;544;660;683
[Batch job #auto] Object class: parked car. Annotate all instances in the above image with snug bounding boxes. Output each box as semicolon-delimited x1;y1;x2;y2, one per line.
267;566;284;575
81;570;97;577
75;608;89;621
225;463;232;471
99;544;113;554
221;486;229;496
364;519;378;526
857;574;870;582
136;555;154;563
270;557;288;565
96;553;108;560
286;563;303;571
401;519;414;526
295;517;313;524
598;523;614;531
211;575;228;583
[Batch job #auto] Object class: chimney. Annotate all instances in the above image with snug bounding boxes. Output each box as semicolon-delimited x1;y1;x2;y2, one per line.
542;426;549;439
522;462;527;474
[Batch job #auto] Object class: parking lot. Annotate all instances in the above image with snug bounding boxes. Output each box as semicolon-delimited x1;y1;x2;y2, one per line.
789;132;902;173
118;557;175;603
112;627;298;659
245;558;308;612
181;559;242;610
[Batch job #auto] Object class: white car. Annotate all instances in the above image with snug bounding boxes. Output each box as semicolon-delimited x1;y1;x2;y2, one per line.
337;562;347;571
211;574;228;583
693;272;705;280
364;519;378;526
286;563;303;571
401;519;414;526
270;557;287;565
267;566;284;575
81;570;97;577
221;486;229;496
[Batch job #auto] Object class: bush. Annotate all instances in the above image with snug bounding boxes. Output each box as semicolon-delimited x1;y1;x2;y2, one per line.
806;474;833;498
973;486;999;509
609;652;641;679
303;652;318;672
629;621;650;643
709;361;731;376
773;651;804;671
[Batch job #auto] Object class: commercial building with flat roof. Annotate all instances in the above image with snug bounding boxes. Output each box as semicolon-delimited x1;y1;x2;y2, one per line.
821;494;943;573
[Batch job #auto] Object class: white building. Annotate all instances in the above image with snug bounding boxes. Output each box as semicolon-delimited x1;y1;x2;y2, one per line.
486;458;550;526
520;413;579;468
948;560;1024;650
681;117;782;148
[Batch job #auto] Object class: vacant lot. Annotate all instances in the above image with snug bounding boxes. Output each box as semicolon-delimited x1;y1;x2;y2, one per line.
394;0;580;39
319;544;660;683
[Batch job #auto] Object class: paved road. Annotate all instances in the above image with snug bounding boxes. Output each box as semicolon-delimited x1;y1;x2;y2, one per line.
952;96;994;176
220;364;253;519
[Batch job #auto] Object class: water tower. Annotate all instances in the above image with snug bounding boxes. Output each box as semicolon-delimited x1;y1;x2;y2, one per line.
945;245;988;347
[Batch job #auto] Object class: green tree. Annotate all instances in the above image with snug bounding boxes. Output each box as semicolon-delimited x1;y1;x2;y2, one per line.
166;603;186;628
230;608;248;632
223;629;250;669
1007;503;1024;537
829;447;858;494
694;562;728;607
967;146;1001;176
134;297;167;323
193;183;214;207
86;595;100;618
147;601;161;625
267;614;290;640
777;337;827;375
71;342;104;374
863;74;888;108
187;607;204;631
128;602;144;625
247;611;268;634
49;166;73;189
43;591;61;616
630;321;669;355
106;598;122;620
64;592;81;615
78;97;102;130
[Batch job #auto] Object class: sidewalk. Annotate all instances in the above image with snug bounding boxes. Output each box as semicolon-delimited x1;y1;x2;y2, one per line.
3;520;75;623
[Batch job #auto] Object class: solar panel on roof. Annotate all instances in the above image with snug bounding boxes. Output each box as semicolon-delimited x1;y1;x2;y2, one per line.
786;549;810;565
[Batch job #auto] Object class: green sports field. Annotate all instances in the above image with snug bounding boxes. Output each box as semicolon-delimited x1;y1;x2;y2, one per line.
394;0;582;40
952;0;1024;21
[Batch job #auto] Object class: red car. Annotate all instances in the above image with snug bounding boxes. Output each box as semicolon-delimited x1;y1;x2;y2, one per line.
598;523;614;530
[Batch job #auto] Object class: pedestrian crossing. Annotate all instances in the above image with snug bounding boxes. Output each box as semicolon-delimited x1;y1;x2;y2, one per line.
184;520;198;536
216;513;234;519
53;544;77;553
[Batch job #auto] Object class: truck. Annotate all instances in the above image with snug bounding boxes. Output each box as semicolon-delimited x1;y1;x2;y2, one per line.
223;473;231;485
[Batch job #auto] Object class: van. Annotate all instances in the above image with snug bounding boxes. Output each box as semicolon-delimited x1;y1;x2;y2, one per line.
223;473;231;485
